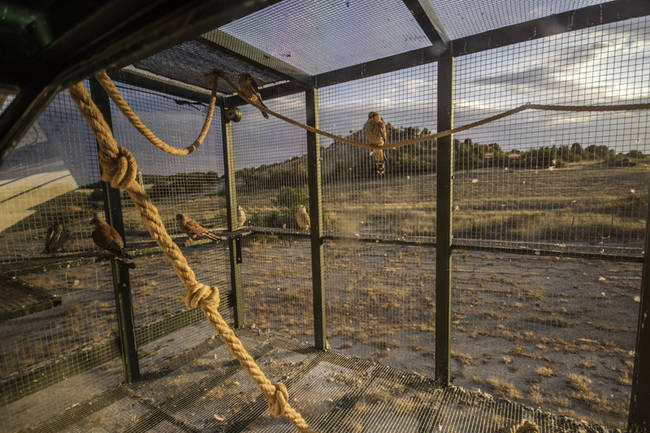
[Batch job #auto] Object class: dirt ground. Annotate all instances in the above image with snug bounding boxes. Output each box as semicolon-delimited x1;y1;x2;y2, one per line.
3;235;640;430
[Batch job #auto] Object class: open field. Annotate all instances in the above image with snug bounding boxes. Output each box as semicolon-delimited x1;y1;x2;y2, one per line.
0;163;647;430
2;237;640;429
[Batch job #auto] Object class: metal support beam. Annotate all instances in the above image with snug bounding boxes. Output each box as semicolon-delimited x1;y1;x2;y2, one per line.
401;0;450;45
221;106;245;328
109;68;213;103
223;81;306;107
306;87;326;350
435;56;453;387
629;183;650;432
200;30;310;86
89;78;140;383
452;0;650;57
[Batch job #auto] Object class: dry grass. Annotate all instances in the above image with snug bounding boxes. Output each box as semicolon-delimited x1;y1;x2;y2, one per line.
473;375;522;400
535;366;555;377
451;350;474;366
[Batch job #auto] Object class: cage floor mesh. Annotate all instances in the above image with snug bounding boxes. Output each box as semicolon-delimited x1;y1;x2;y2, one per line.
3;321;619;433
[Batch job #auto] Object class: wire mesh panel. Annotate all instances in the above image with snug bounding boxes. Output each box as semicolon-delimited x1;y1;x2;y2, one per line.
0;87;121;410
220;0;430;75
452;16;650;257
108;83;231;367
451;251;641;429
324;241;436;377
430;0;606;39
319;64;438;241
450;17;649;429
232;93;314;342
318;65;438;372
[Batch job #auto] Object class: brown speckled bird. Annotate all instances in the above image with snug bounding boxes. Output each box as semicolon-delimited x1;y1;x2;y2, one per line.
364;111;386;175
509;420;540;433
91;213;135;268
176;213;220;243
296;205;310;231
237;205;247;228
43;222;69;254
238;73;269;119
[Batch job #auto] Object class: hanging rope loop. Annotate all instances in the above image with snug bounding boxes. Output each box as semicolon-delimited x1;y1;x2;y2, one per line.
95;70;218;156
101;146;138;190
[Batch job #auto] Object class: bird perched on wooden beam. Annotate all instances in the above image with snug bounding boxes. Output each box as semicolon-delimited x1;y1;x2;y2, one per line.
237;205;247;228
43;222;69;254
364;111;387;175
296;205;311;231
176;213;221;243
91;213;135;268
238;73;269;119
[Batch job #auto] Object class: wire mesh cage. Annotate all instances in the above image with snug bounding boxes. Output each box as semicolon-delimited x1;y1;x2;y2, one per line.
1;1;649;433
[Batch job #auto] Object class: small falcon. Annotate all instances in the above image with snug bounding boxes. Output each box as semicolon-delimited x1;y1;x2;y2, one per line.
238;73;269;119
43;223;69;254
176;213;220;243
237;205;247;228
91;213;135;268
296;205;311;231
364;111;387;175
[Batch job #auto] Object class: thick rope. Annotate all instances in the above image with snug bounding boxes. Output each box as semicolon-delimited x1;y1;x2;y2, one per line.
217;71;650;151
68;82;314;433
94;70;218;156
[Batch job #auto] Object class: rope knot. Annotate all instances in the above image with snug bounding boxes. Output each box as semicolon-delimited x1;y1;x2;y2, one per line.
100;146;137;190
182;282;220;310
268;382;289;417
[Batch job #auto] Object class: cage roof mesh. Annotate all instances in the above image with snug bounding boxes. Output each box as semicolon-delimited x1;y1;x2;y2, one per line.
429;0;608;39
218;0;432;75
126;0;615;89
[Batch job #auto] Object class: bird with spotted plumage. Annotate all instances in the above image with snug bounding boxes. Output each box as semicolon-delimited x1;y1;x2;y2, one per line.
176;213;221;244
296;205;310;231
238;73;269;119
43;222;69;254
237;205;247;228
364;111;387;175
91;212;135;268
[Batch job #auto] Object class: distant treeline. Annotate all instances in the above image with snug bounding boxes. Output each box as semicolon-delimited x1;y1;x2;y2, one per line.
81;125;645;194
454;139;644;170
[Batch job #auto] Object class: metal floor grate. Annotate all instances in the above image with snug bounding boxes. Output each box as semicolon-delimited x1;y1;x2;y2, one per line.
4;322;620;433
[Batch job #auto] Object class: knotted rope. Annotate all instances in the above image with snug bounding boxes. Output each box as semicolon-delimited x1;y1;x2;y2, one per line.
94;70;218;156
68;82;314;433
216;71;650;151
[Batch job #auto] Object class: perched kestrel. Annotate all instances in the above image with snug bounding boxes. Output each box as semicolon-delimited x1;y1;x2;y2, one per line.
43;223;69;254
176;213;220;243
91;213;135;268
237;205;247;228
238;73;269;119
296;205;311;231
364;111;387;175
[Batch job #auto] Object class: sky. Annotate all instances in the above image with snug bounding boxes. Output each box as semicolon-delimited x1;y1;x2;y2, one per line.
0;12;648;185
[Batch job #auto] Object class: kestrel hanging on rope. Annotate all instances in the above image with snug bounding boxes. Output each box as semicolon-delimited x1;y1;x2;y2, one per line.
91;213;135;268
237;205;247;228
43;223;69;254
296;205;311;231
176;213;221;243
238;73;269;119
364;111;387;175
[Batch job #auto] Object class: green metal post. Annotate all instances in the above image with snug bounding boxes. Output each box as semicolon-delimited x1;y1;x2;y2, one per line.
435;56;454;386
306;87;327;350
89;78;140;383
629;183;650;432
220;105;244;328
